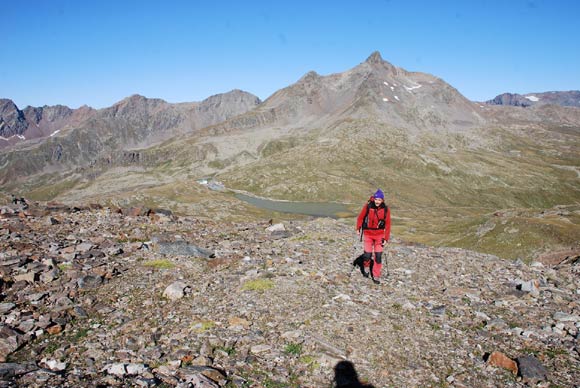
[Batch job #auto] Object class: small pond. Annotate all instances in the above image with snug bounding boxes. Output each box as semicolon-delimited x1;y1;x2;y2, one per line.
235;193;353;218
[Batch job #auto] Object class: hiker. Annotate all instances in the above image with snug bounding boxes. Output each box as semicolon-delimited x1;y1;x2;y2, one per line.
354;189;391;284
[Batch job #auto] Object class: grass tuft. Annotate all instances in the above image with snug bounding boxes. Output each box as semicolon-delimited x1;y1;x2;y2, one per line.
143;259;175;269
242;278;275;292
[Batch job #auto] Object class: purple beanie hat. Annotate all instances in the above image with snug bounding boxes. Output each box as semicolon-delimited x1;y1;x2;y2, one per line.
374;189;384;199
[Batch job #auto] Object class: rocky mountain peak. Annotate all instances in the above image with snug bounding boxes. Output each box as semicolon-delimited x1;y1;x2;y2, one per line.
116;94;161;107
360;51;398;76
365;50;384;64
23;104;74;124
0;99;27;138
298;71;321;83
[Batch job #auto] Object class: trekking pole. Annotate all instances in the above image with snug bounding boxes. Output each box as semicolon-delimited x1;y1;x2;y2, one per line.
351;232;361;275
385;246;390;277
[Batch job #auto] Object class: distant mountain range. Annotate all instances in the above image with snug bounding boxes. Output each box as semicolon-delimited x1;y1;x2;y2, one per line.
1;52;578;260
0;90;261;148
486;90;580;107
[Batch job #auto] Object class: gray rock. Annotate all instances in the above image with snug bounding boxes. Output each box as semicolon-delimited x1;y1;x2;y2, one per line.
163;281;189;301
104;363;127;376
77;275;103;289
0;303;15;314
250;344;272;354
41;358;67;371
0;326;23;362
553;312;580;322
0;362;37;379
516;355;548;382
126;363;148;375
13;272;37;283
76;242;94;252
72;306;89;319
430;305;446;316
157;241;214;258
40;269;60;283
266;223;285;232
517;279;540;295
176;366;225;386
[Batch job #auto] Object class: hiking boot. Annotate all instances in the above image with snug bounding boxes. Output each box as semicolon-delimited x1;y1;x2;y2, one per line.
362;265;370;278
372;278;381;285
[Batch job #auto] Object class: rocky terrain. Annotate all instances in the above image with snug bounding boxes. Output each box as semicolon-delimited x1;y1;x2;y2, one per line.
1;198;579;387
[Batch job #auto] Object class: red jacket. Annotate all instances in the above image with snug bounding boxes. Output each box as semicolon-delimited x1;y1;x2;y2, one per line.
356;198;391;241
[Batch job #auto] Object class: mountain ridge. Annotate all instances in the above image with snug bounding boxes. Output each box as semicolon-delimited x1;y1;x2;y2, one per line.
0;52;578;261
486;90;580;108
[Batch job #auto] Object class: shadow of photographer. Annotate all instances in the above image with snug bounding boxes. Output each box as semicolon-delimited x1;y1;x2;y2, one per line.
334;361;375;388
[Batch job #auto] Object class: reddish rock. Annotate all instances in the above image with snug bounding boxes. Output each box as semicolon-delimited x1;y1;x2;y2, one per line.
487;351;518;375
46;325;63;335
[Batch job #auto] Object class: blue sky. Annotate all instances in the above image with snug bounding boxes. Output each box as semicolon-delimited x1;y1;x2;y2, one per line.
2;0;579;109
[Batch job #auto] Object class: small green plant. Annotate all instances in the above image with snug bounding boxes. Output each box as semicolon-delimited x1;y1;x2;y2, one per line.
215;345;236;356
545;348;567;358
73;328;89;340
44;342;59;354
262;378;290;388
58;264;71;271
143;259;175;269
191;320;215;333
299;355;320;372
284;342;303;356
242;278;275;292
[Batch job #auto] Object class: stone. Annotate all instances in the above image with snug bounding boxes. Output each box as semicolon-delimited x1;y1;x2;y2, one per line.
126;363;148;375
517;279;540;295
157;241;214;258
250;344;272;354
46;324;63;335
76;242;94;252
177;366;225;385
0;362;38;379
13;272;37;283
40;269;60;283
516;355;548;382
41;358;67;371
0;329;21;362
163;281;189;301
77;275;103;289
553;312;580;322
487;351;518;375
104;363;127;376
266;223;285;232
0;303;15;314
430;305;446;315
228;316;251;329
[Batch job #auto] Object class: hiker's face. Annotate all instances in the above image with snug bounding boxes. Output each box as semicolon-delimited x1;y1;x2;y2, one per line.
374;198;383;206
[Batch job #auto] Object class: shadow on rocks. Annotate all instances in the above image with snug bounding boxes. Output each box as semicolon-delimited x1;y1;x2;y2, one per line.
334;361;375;388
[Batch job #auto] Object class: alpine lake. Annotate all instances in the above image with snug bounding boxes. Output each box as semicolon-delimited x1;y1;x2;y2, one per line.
234;193;354;219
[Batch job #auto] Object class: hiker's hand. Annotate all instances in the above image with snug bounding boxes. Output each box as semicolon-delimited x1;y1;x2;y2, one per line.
381;238;386;246
356;229;360;236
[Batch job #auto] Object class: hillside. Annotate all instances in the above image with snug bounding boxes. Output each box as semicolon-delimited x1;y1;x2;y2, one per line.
1;200;579;387
0;52;578;260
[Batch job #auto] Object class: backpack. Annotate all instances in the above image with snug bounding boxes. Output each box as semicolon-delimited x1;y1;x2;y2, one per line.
362;198;388;231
